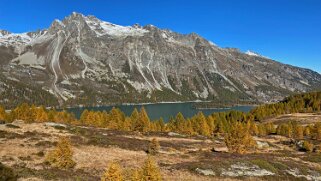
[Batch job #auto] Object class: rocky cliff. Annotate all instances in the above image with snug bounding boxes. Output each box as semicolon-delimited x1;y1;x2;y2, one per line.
0;12;320;107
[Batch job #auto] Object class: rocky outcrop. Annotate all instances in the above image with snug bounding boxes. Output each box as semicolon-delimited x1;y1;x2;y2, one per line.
221;162;275;177
0;12;320;107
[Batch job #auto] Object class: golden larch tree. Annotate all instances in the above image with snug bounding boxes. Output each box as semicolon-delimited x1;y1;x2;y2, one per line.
141;156;162;181
101;161;123;181
46;137;76;169
225;122;256;154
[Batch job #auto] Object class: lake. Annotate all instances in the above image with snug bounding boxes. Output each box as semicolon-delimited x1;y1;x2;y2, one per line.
67;102;254;122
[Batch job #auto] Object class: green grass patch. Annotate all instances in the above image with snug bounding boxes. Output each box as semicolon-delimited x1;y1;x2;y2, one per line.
271;161;288;171
250;159;278;173
302;154;321;163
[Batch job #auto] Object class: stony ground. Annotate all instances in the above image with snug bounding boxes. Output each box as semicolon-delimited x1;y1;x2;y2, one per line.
1;119;321;181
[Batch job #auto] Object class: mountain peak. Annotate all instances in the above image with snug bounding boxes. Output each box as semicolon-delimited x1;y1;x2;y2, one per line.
63;12;87;24
0;30;11;37
71;12;85;18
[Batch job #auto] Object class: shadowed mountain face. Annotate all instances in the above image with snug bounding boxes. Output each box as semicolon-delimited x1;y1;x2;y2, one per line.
0;12;320;107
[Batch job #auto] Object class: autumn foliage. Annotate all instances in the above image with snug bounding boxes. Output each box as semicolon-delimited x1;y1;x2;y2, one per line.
0;92;320;152
147;138;160;155
101;157;162;181
225;122;256;154
101;162;123;181
46;137;76;169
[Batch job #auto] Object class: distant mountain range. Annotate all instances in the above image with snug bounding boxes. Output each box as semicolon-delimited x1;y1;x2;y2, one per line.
0;12;320;107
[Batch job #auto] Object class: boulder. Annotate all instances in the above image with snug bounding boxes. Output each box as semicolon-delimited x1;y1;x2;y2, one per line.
195;168;215;176
256;141;269;149
44;122;67;128
212;146;229;153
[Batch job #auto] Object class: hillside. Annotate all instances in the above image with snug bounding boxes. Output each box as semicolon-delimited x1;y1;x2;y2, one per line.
0;13;320;108
0;92;321;180
1;119;321;181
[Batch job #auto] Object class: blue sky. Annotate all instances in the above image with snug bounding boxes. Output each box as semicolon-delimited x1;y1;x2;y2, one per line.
1;0;320;73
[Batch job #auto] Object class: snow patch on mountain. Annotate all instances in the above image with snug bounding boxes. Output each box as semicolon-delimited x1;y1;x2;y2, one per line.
246;50;269;59
54;19;65;27
0;30;49;50
0;32;32;46
85;17;149;37
209;41;217;47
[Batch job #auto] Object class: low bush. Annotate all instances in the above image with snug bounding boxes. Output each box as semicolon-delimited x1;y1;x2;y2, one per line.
250;159;278;173
303;154;321;163
147;138;160;155
301;141;314;152
225;122;256;154
101;162;123;181
0;162;17;181
45;137;76;169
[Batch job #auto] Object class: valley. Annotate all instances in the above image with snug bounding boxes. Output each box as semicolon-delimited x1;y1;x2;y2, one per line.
0;8;321;181
1;92;321;180
1;113;321;181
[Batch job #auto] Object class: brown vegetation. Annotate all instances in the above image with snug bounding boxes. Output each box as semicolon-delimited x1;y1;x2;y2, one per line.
45;137;76;169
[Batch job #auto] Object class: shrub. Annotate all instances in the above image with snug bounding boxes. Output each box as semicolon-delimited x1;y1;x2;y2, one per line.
147;138;160;155
294;125;304;139
225;122;256;154
315;144;321;153
130;169;142;181
36;151;45;157
303;154;321;163
250;159;278;173
272;162;288;170
141;156;162;181
304;126;311;137
45;137;76;169
302;141;314;152
101;162;123;181
0;162;17;181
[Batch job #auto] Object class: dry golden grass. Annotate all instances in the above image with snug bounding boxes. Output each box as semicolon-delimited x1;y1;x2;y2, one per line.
161;168;259;181
1;121;320;181
263;113;321;125
73;145;147;171
18;177;44;181
124;135;212;144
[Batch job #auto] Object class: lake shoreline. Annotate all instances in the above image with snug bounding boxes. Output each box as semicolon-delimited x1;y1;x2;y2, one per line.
63;100;212;109
194;104;258;110
63;101;259;110
65;102;255;121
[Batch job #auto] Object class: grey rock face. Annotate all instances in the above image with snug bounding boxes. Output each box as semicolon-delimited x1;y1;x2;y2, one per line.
0;12;320;106
221;162;275;177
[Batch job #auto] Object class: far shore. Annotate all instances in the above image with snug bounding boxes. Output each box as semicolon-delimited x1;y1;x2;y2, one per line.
61;100;211;109
61;100;257;110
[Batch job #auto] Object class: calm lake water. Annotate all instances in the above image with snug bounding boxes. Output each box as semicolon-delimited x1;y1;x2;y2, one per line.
67;102;254;122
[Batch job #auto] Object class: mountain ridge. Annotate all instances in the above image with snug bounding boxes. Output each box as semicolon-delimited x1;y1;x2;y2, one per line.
0;12;320;107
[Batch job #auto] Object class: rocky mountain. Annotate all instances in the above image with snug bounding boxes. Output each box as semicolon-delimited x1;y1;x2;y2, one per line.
0;12;320;107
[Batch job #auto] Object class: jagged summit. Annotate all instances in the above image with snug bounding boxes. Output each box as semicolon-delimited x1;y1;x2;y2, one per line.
245;50;267;58
0;12;320;107
0;30;11;36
